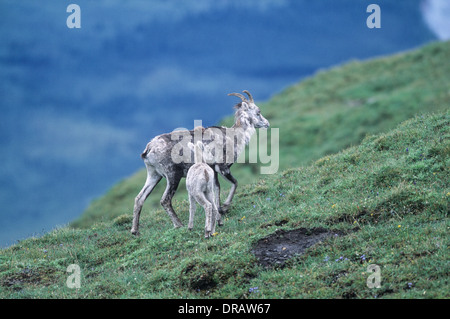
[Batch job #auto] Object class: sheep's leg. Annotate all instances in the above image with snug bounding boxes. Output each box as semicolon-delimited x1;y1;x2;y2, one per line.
131;169;162;235
160;173;184;228
219;170;238;215
188;194;196;231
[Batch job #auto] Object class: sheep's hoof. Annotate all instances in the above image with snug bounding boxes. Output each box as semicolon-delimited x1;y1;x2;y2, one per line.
219;205;229;215
173;219;184;228
131;229;140;236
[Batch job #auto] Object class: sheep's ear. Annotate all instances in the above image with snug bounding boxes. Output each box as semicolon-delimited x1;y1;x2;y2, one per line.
241;101;249;110
187;142;195;151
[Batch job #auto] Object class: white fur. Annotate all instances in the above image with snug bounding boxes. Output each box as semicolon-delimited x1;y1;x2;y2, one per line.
186;142;219;238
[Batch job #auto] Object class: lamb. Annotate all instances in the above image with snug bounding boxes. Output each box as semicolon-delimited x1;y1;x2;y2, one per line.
131;90;269;235
186;141;219;238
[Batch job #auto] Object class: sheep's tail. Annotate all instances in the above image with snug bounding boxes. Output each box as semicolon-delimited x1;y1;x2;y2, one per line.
141;142;152;159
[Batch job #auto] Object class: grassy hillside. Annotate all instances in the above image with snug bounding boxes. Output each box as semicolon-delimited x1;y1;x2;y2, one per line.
1;110;448;298
72;41;450;228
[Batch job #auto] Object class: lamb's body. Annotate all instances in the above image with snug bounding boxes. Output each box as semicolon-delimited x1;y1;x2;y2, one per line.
186;142;219;237
131;91;269;235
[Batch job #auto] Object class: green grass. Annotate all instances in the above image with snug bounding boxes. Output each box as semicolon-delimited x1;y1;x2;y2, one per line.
1;110;448;298
2;41;449;299
72;40;450;228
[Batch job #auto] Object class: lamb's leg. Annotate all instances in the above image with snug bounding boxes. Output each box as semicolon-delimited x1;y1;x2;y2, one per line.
213;171;223;226
210;194;219;235
204;199;213;238
193;192;213;238
131;170;162;235
160;173;184;228
188;194;196;231
219;169;238;215
206;189;218;234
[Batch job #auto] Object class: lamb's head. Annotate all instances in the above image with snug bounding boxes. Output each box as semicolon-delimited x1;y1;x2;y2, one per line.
228;90;270;129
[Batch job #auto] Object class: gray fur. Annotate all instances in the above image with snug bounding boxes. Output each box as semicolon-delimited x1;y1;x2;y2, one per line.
131;90;269;235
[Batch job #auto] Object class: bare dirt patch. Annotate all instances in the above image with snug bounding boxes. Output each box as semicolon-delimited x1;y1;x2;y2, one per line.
1;266;58;291
252;227;342;268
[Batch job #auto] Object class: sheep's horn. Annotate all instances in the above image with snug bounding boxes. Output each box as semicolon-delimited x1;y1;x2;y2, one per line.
243;90;254;103
228;92;247;102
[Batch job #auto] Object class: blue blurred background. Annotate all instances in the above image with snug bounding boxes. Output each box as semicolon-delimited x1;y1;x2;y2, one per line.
0;0;448;247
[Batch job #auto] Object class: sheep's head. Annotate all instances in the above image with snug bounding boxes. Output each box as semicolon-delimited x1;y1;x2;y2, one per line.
228;90;270;129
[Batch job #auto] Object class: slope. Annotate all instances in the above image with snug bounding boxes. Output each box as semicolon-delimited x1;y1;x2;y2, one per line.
1;110;448;298
72;40;450;228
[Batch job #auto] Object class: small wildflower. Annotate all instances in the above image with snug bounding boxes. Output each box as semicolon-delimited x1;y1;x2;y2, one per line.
331;204;336;208
398;225;401;228
43;249;48;253
212;232;219;237
324;256;329;262
406;148;409;153
266;197;271;201
249;287;259;293
252;204;256;208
